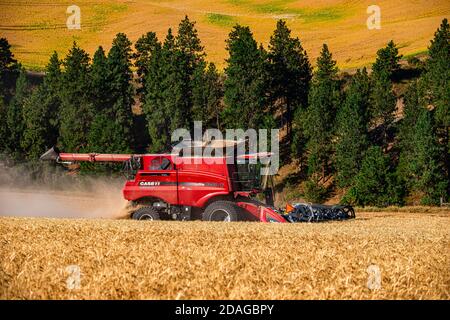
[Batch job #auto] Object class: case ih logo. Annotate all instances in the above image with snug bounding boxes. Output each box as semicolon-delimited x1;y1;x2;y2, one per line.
139;181;161;186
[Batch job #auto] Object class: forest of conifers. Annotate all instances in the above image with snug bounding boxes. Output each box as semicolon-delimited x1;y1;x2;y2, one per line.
0;17;448;206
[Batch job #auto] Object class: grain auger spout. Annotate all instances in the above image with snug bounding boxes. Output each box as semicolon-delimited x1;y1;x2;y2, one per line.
40;146;138;163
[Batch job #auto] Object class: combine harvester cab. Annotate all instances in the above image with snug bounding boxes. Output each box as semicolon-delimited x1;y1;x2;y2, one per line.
40;143;355;223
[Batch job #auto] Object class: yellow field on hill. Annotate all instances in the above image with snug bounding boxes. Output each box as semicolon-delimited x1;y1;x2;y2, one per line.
1;0;449;70
1;211;449;299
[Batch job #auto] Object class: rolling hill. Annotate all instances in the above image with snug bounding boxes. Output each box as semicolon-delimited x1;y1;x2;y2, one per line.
1;0;449;70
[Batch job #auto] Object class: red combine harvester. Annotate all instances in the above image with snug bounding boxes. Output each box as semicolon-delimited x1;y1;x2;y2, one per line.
40;140;355;223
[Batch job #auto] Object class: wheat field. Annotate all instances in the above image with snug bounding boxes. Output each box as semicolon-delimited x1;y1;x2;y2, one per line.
1;0;449;70
1;211;449;299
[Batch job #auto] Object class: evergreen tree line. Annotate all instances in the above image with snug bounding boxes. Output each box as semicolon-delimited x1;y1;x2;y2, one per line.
0;17;448;206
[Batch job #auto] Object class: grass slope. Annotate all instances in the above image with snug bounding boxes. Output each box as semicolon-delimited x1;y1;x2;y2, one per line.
1;0;449;70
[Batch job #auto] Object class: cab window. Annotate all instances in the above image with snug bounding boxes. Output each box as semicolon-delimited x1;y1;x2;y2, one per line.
149;157;173;170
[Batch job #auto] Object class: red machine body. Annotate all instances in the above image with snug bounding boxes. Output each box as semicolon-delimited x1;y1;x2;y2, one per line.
41;146;286;222
123;154;229;207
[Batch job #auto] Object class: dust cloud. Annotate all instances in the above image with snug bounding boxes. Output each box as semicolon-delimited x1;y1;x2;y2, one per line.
0;159;131;219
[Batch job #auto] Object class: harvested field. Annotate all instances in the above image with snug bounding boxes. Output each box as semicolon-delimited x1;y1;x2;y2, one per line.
1;0;449;70
1;211;449;299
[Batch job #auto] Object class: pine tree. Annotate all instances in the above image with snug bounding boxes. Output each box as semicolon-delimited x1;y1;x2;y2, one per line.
369;41;401;149
291;106;307;165
408;108;447;204
335;68;370;187
369;69;396;149
41;52;61;146
132;33;161;153
222;25;268;129
0;93;8;152
303;44;340;181
143;17;207;152
134;32;160;97
85;34;135;154
58;42;93;152
397;81;423;189
426;18;449;128
46;52;62;87
6;68;29;159
372;40;402;79
343;146;396;207
192;62;224;128
267;20;312;137
172;16;205;131
87;113;128;154
0;37;19;153
176;15;205;72
143;29;178;152
21;53;62;160
21;88;52;160
315;44;339;82
104;33;134;152
0;37;19;100
162;34;189;133
422;18;450;200
90;46;110;112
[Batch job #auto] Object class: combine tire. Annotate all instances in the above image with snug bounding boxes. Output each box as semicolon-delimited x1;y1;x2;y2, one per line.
132;206;160;221
202;201;240;222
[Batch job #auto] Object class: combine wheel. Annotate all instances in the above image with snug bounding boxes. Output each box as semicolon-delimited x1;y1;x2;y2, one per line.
132;206;160;221
202;201;240;222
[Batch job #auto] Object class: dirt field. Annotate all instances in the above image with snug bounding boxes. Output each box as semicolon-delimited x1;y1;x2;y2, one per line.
1;0;449;70
1;207;449;299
